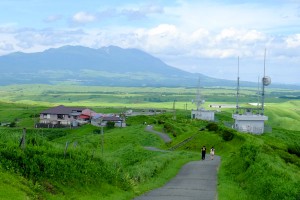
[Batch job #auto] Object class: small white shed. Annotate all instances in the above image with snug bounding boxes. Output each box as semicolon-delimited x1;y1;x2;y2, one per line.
232;112;268;134
191;109;215;121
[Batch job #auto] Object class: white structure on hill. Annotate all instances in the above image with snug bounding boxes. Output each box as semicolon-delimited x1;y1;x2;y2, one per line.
191;78;215;121
232;54;270;134
232;109;268;134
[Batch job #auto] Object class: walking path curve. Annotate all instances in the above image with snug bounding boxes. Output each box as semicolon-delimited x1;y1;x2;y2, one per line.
145;125;171;143
134;155;220;200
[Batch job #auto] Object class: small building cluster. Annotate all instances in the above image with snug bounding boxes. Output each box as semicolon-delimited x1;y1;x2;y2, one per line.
38;105;125;128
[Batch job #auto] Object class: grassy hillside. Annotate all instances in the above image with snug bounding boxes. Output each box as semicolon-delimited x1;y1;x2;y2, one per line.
0;122;199;199
265;101;300;131
0;110;299;199
0;85;299;199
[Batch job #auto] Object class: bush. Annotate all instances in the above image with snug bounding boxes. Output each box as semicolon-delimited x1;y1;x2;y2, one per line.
206;122;219;131
163;122;173;133
287;143;300;157
221;129;234;141
9;121;16;127
239;144;259;169
106;121;115;129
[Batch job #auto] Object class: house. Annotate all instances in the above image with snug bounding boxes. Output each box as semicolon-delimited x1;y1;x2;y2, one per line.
91;115;126;127
40;105;126;128
39;105;86;126
102;116;125;127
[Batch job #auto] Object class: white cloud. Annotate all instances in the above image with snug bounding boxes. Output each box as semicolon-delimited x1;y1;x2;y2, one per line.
72;12;96;24
216;28;265;43
166;1;300;34
148;24;178;36
44;15;63;23
285;34;300;48
0;41;14;51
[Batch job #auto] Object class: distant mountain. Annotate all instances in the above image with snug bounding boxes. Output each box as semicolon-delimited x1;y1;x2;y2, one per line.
0;45;298;89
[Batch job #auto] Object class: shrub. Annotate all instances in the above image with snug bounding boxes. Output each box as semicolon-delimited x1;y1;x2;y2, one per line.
239;144;260;169
287;143;300;157
221;129;234;141
93;129;101;134
9;121;16;127
206;122;219;131
157;120;165;124
106;121;115;129
163;122;173;133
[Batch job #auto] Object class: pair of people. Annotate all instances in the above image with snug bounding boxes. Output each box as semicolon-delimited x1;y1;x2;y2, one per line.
201;146;215;160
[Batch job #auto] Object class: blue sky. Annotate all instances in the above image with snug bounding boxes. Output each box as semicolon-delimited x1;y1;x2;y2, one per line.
0;0;300;84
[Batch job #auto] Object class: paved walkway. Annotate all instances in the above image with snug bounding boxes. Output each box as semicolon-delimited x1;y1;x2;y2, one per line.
145;125;172;143
134;155;220;200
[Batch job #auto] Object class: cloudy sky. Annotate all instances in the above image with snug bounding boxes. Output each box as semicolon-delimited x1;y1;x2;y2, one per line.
0;0;299;84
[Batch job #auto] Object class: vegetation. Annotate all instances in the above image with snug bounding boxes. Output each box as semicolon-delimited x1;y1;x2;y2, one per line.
0;84;299;199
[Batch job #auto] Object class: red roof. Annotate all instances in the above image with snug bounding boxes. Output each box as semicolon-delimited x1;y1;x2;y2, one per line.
79;114;90;119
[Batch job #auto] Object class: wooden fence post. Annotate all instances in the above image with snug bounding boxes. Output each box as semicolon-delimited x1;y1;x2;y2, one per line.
19;128;26;150
64;141;69;158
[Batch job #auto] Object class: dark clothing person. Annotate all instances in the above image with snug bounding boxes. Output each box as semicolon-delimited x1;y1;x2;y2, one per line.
201;146;206;160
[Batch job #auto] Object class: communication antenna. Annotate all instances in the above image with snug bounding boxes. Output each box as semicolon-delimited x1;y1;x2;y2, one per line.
194;77;204;110
257;76;260;110
261;49;271;115
235;57;240;114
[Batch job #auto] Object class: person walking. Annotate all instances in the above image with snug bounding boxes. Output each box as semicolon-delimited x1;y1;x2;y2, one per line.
210;147;215;160
201;146;206;160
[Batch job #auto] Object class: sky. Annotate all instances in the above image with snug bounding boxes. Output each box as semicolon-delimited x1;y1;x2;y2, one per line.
0;0;299;84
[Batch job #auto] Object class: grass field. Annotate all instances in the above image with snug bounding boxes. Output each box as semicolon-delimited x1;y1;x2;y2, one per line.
0;84;299;199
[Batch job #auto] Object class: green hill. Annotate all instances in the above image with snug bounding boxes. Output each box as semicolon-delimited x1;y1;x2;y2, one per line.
0;96;299;199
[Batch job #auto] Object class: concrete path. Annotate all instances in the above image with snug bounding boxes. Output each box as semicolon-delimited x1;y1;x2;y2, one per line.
143;146;171;152
134;155;220;200
145;125;172;143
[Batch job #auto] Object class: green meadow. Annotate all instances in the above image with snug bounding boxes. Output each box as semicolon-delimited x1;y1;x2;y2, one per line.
0;84;299;199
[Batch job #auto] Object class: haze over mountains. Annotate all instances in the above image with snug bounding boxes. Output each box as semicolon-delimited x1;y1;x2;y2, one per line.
0;45;297;89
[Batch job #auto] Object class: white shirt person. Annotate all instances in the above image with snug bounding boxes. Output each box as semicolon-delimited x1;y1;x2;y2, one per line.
210;147;215;160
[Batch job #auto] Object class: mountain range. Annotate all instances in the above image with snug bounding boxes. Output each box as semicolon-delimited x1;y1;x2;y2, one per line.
0;45;297;89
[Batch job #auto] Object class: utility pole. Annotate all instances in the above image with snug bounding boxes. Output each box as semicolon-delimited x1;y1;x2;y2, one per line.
101;126;104;156
236;57;240;114
20;128;26;150
173;100;176;120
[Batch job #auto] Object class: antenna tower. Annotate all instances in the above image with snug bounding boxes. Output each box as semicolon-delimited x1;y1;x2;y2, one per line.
195;77;203;110
257;76;260;110
261;49;271;115
235;57;240;113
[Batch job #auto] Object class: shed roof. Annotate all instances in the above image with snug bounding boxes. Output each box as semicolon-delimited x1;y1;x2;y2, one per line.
102;116;123;121
40;105;85;115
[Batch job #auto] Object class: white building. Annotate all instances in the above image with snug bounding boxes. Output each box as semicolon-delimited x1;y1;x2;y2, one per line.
232;111;268;134
191;109;215;121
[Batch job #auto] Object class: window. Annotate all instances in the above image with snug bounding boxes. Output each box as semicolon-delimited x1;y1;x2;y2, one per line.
57;114;64;119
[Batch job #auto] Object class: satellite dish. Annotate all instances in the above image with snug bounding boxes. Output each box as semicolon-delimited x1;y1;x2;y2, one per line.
262;76;271;86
